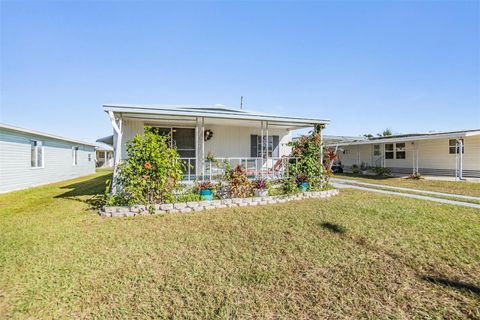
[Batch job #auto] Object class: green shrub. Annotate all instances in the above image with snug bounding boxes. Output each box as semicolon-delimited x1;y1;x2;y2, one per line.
372;166;392;177
175;186;201;202
109;127;184;205
282;177;298;195
351;164;361;175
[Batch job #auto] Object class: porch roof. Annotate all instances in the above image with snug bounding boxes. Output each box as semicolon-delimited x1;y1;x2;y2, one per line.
327;129;480;147
103;104;329;128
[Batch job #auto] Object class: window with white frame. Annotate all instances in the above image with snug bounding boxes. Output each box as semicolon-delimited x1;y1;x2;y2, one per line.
449;139;464;154
373;144;381;156
252;135;279;157
385;144;394;159
30;140;44;168
88;153;92;162
395;143;406;159
72;147;79;165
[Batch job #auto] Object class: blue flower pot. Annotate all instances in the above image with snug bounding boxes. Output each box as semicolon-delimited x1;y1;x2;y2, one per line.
298;182;309;192
200;189;213;201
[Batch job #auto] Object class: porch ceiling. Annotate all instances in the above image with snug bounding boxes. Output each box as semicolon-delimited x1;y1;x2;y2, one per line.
121;112;318;130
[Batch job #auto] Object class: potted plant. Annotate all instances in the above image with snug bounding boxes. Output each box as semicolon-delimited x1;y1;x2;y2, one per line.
253;178;269;197
196;180;215;201
296;174;309;192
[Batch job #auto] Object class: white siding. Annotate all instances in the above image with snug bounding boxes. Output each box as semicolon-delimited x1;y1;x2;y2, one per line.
337;136;480;176
0;128;96;193
118;119;293;159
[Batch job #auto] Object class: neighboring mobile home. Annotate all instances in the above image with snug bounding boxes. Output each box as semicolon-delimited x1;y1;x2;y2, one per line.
95;142;114;168
327;129;480;179
103;104;329;181
0;123;97;193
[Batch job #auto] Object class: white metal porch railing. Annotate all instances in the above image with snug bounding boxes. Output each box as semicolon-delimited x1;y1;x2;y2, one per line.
178;157;300;183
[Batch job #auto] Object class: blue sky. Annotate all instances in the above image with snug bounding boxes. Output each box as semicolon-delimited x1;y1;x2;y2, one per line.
1;1;479;142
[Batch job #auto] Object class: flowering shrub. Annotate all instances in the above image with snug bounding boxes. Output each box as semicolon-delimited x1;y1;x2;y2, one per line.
110;127;184;205
287;125;324;188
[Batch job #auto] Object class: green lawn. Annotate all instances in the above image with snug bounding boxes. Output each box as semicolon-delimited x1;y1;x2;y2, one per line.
335;173;480;197
1;170;479;319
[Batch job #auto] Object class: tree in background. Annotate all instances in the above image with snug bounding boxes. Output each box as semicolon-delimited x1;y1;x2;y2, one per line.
380;128;393;136
363;129;393;139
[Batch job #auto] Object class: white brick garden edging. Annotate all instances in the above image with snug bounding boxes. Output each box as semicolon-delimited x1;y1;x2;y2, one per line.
100;189;339;218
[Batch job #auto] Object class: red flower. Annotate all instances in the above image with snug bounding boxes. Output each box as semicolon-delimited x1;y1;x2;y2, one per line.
144;162;152;169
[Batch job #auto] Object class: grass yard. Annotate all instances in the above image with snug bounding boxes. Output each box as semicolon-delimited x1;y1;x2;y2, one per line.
1;170;479;319
335;172;480;197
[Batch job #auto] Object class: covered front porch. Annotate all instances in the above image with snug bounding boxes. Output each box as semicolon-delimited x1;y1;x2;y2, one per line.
105;104;329;182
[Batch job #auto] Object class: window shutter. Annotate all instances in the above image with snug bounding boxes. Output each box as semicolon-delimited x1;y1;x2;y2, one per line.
251;135;257;157
273;135;279;157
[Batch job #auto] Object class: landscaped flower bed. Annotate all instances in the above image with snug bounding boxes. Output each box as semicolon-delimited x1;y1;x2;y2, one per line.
100;189;339;218
103;125;339;217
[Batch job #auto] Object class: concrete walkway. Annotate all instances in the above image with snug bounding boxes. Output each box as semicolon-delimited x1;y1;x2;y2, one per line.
332;180;480;209
332;178;480;201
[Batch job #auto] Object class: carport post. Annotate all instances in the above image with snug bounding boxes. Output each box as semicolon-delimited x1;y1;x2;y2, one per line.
459;139;464;180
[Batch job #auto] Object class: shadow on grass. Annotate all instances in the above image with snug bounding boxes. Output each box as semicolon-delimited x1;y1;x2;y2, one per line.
55;172;112;210
320;222;346;234
420;276;480;295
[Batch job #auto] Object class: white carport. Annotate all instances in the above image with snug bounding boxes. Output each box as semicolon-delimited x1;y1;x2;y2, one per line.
327;129;480;180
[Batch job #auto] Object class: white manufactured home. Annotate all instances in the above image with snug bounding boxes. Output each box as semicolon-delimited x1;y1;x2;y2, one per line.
95;142;114;168
103;104;329;181
0;123;97;193
328;129;480;179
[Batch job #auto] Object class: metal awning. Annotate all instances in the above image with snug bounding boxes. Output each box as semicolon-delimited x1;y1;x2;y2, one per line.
327;129;480;147
103;104;329;129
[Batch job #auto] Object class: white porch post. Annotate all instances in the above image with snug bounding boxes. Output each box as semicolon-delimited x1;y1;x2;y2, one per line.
201;117;205;180
455;141;458;180
265;121;269;178
108;111;122;193
195;117;199;180
357;145;360;165
412;142;416;175
416;147;419;175
104;150;107;167
260;121;264;177
319;126;323;168
382;144;386;168
459;138;464;180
